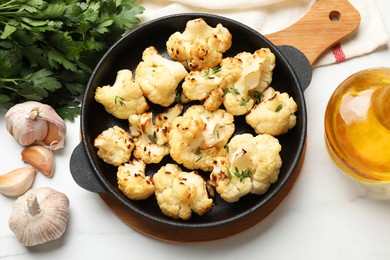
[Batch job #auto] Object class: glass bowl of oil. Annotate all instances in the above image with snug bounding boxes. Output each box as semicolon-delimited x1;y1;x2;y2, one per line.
324;68;390;199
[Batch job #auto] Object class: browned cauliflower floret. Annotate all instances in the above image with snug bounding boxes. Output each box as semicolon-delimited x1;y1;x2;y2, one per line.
169;105;234;171
246;87;298;136
182;67;227;111
135;46;188;107
203;86;225;111
153;163;213;220
209;133;282;202
129;104;183;164
221;48;276;116
166;18;232;71
208;157;252;203
117;158;155;200
94;126;134;166
229;133;282;195
95;69;149;119
219;56;243;86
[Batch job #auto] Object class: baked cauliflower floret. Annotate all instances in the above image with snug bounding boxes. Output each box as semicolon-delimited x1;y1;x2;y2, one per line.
248;48;276;93
166;18;232;71
95;69;149;119
219;56;243;86
135;46;188;107
195;105;235;150
228;133;282;195
209;133;282;202
117;158;155;200
169;105;234;171
129;104;183;164
153;163;213;220
221;48;276;116
94;126;134;166
208;157;252;203
246;86;298;136
203;86;225;111
182;67;227;111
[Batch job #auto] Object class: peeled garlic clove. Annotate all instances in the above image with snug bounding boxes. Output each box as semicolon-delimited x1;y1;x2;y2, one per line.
5;101;66;150
0;167;36;196
9;187;70;247
21;145;55;177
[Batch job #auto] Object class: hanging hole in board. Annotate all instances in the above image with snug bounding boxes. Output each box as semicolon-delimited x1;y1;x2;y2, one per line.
329;10;341;22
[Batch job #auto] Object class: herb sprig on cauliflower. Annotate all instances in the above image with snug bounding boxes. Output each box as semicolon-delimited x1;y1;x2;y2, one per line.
246;86;298;136
182;66;227;111
221;48;276;116
129;104;183;164
209;133;282;202
209;157;252;203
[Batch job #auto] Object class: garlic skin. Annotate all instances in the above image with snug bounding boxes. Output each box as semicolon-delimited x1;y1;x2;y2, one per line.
21;145;55;177
5;101;66;150
9;187;70;247
0;167;36;196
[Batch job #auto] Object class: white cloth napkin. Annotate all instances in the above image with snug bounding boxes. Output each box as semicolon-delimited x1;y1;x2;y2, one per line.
138;0;389;67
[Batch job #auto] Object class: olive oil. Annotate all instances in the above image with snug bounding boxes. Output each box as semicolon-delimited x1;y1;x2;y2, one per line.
325;68;390;182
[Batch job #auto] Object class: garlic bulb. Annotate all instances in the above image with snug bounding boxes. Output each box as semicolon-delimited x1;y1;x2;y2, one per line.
5;101;66;150
0;167;36;196
9;187;70;247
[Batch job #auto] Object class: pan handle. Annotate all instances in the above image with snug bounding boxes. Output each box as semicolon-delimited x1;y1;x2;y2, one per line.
69;142;107;193
265;0;361;65
278;45;312;92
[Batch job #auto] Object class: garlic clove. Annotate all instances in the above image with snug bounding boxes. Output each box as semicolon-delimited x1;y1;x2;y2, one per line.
41;121;66;150
0;167;36;197
34;103;66;151
5;101;66;150
21;145;55;177
8;187;70;247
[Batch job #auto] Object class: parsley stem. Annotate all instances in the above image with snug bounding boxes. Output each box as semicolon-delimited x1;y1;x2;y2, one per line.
0;77;21;84
0;84;23;95
0;0;18;10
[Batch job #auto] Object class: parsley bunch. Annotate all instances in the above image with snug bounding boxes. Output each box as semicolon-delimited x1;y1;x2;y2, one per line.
0;0;144;120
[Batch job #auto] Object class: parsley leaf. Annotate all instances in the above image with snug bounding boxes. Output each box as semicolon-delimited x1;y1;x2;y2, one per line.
0;0;144;121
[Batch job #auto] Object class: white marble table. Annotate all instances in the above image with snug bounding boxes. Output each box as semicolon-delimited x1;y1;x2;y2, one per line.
1;1;389;259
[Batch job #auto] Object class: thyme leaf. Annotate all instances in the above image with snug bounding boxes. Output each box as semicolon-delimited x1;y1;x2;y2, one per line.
204;66;221;79
275;103;283;112
114;95;125;106
227;167;253;182
223;86;240;96
147;132;157;144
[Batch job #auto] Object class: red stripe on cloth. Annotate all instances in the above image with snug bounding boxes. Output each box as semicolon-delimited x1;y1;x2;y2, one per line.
332;43;346;63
